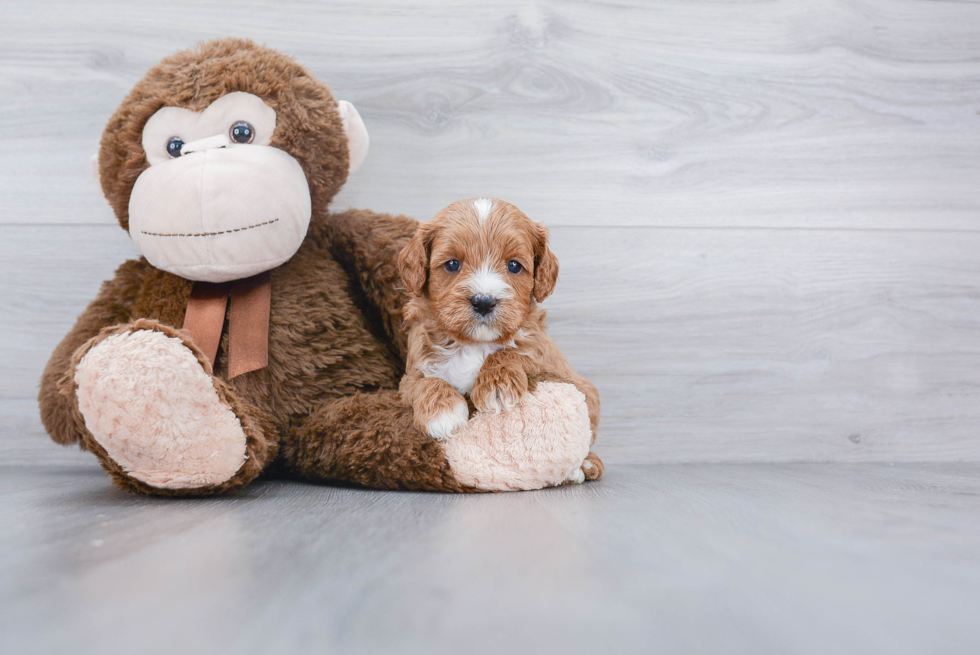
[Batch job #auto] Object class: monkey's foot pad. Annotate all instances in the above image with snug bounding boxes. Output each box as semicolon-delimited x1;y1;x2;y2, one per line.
444;382;592;491
74;329;247;490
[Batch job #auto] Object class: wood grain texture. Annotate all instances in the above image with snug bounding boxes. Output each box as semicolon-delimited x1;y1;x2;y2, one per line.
5;225;980;463
2;460;979;654
1;0;979;228
4;5;980;650
2;1;979;461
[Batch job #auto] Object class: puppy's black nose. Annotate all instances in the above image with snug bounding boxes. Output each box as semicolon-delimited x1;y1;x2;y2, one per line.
470;294;497;316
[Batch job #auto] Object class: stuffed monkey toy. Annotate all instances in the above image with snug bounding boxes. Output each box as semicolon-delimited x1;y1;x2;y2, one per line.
38;39;603;496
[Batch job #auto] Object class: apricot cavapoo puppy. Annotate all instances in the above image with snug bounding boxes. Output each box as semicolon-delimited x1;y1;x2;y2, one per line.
397;198;600;462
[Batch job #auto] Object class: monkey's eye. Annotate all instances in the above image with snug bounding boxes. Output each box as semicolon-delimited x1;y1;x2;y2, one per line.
444;260;461;273
166;137;185;158
229;121;255;144
507;261;523;274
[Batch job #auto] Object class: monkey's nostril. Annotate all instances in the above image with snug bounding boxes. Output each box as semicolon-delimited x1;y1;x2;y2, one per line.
470;294;497;316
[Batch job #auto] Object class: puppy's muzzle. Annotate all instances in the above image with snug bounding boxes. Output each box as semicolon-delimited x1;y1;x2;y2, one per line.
470;294;497;317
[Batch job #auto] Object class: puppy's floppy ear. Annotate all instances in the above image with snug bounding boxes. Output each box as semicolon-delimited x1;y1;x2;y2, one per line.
399;223;435;296
532;223;559;302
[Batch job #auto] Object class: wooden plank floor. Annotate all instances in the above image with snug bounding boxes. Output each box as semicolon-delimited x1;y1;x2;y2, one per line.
2;456;980;654
3;1;980;652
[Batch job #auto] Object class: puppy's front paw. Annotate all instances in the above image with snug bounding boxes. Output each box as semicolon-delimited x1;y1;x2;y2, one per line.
472;365;528;414
408;377;470;441
425;401;469;441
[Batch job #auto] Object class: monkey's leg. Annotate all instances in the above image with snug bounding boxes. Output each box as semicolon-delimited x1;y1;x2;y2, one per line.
283;390;467;492
284;382;593;492
64;319;276;496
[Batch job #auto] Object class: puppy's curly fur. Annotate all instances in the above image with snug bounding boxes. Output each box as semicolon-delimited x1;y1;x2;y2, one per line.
397;198;601;448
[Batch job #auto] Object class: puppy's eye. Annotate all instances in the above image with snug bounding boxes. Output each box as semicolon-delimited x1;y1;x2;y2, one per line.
230;121;255;144
444;260;461;273
167;136;185;158
507;261;523;274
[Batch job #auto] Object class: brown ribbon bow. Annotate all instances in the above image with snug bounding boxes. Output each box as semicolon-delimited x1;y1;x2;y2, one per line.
182;271;271;378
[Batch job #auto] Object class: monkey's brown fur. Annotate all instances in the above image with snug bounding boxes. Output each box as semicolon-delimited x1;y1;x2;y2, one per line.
38;39;601;495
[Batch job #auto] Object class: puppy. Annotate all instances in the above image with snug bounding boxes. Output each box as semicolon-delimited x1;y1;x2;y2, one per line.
397;198;600;452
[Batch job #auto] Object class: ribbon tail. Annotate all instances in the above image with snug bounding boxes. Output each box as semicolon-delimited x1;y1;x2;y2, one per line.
183;282;231;370
228;271;272;378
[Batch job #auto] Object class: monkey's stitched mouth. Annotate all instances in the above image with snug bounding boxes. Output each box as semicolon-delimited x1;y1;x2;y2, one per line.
140;218;280;238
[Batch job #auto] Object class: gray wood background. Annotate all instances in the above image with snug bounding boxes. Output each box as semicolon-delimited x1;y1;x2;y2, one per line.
5;4;980;654
3;0;980;463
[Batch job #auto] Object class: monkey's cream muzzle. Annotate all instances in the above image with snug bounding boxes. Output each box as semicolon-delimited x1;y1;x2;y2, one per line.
129;137;312;283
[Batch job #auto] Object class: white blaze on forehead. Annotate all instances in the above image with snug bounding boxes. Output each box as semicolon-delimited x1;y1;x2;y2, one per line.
465;261;512;299
472;198;494;225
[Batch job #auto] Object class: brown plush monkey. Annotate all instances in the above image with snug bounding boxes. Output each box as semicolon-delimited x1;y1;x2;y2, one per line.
38;39;603;496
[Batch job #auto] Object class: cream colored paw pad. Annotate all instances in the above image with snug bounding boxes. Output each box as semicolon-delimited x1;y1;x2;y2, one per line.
444;382;591;491
74;329;247;489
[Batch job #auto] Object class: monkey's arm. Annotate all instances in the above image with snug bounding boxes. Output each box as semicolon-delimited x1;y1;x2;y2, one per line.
38;258;147;446
324;208;418;359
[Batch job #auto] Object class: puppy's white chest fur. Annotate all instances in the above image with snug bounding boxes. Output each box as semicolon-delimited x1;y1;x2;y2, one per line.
422;341;504;394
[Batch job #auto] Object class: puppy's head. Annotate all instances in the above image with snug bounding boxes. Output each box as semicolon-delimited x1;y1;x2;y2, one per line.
399;198;559;343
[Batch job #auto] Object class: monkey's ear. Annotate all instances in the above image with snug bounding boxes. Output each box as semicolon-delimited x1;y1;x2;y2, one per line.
532;223;559;303
398;223;435;297
336;100;369;175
